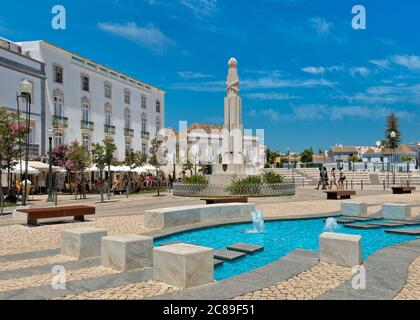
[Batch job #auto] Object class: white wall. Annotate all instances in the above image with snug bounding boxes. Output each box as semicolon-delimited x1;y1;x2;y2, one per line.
20;41;165;160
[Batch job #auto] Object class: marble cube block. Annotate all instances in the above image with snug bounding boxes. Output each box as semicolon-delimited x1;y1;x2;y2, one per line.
101;234;153;271
61;228;107;259
153;243;213;288
341;202;368;217
382;203;412;220
319;232;362;267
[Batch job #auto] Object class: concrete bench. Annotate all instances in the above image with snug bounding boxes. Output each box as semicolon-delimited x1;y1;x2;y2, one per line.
153;243;213;288
341;202;367;217
319;232;362;267
145;203;256;229
61;228;107;259
14;205;95;226
392;186;416;194
382;203;412;220
201;197;248;205
101;235;153;271
324;190;356;200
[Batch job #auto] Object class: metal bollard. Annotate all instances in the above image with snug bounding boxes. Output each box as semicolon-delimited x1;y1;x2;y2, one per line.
361;180;363;190
350;180;353;190
383;180;386;190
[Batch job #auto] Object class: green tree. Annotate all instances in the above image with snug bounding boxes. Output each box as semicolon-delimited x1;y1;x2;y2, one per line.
385;113;401;149
300;149;314;163
149;138;168;196
0;107;26;211
182;147;194;176
66;141;91;199
103;137;117;201
401;154;413;173
125;149;147;197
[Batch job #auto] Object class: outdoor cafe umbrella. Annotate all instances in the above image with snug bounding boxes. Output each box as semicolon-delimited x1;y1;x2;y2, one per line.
12;163;40;175
131;167;148;174
140;164;157;172
113;165;131;172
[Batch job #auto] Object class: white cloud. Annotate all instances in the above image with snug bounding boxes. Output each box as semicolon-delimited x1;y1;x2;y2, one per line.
241;76;336;89
98;22;173;54
178;71;213;80
245;92;299;101
308;17;333;35
301;66;325;75
179;0;218;16
392;55;420;71
369;59;391;69
349;66;370;77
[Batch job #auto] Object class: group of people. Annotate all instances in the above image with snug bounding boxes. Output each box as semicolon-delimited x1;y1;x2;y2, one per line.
316;167;347;190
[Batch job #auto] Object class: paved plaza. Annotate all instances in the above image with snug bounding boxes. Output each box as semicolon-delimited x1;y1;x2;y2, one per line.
0;187;419;300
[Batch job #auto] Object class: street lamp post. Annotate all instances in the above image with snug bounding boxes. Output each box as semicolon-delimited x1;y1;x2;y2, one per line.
19;79;33;207
172;153;176;187
287;148;290;170
47;129;54;202
390;131;397;185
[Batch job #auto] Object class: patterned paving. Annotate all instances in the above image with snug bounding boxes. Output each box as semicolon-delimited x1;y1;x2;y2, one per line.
0;254;75;272
233;262;353;300
394;256;420;300
54;280;179;300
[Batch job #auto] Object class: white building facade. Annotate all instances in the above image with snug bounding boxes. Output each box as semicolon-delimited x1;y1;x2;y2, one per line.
0;37;45;157
18;40;165;160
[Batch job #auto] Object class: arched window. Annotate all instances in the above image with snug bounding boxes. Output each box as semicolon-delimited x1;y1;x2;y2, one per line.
141;113;147;134
156;116;161;134
82;102;90;122
104;82;112;98
54;132;63;147
54;96;63;117
124;89;131;104
124;108;131;129
82;134;90;153
105;103;112;126
81;73;90;91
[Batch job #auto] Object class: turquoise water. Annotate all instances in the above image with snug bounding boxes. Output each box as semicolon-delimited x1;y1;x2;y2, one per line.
154;217;419;280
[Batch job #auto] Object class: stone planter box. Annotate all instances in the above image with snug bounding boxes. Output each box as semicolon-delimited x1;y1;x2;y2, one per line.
61;228;107;259
382;203;411;220
341;202;368;217
153;243;213;288
101;234;153;271
319;232;362;267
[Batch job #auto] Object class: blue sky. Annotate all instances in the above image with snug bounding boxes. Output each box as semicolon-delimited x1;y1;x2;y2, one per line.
1;0;420;152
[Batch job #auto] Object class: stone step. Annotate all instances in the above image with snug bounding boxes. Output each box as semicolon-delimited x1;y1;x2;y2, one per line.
368;222;406;227
343;224;382;229
227;243;264;254
159;241;194;246
391;220;420;226
213;249;247;261
385;228;420;235
214;259;224;267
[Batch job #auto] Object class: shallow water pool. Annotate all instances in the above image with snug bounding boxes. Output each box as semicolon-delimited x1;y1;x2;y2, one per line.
154;217;418;280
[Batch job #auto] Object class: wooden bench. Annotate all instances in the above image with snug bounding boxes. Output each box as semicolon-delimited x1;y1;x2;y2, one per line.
201;197;248;205
392;186;416;194
324;190;356;200
16;205;96;226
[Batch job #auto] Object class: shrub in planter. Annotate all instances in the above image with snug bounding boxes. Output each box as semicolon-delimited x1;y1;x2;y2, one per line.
262;171;285;184
184;174;209;185
228;175;262;195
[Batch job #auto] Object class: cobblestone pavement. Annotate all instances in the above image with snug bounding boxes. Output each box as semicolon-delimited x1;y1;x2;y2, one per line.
233;262;353;300
54;280;179;300
0;215;154;256
0;266;118;292
394;256;420;300
0;254;75;272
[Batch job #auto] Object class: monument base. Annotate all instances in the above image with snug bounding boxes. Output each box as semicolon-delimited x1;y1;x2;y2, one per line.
209;164;260;185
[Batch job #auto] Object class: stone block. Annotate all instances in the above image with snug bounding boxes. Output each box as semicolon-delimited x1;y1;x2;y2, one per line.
101;234;153;271
145;203;256;229
61;228;107;259
153;243;213;288
382;203;412;220
341;202;368;217
319;232;362;267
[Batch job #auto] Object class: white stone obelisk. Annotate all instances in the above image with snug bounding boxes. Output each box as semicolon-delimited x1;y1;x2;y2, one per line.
223;58;244;164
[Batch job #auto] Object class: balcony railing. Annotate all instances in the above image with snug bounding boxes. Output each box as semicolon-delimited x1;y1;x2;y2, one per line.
141;131;150;139
81;120;94;131
104;124;116;134
52;115;68;127
124;128;134;137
